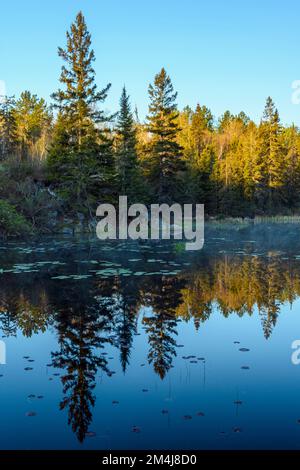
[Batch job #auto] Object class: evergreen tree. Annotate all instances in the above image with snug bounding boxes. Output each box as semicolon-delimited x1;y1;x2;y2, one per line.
146;68;185;202
281;125;300;209
115;87;141;201
13;91;52;159
256;97;283;211
47;11;115;215
191;103;213;159
0;96;17;159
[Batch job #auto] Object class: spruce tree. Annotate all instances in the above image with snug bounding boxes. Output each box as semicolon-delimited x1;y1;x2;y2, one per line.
48;11;115;215
0;96;17;160
191;103;213;158
146;68;184;202
256;97;283;211
14;91;52;159
115;87;140;201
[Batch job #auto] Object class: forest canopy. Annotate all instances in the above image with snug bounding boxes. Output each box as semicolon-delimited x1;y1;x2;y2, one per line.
1;11;300;237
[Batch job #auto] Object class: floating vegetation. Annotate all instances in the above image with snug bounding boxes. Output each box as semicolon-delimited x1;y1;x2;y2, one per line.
233;427;242;433
132;426;141;433
51;274;91;280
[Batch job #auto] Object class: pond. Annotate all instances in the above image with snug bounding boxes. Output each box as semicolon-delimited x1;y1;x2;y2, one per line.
1;224;300;450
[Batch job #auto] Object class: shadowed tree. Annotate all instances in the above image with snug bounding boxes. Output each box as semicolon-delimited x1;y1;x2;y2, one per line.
48;11;116;215
142;276;183;379
51;285;115;442
146;68;185;202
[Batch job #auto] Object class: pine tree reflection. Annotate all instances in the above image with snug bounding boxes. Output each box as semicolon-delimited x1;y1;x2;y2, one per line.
50;280;115;442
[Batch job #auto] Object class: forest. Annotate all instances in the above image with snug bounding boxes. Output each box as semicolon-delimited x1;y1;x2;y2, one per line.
1;11;300;237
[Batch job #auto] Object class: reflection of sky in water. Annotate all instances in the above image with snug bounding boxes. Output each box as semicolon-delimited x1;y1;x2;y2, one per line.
1;226;300;449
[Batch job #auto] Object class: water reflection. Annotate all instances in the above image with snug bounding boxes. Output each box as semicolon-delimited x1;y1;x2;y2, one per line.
1;231;300;445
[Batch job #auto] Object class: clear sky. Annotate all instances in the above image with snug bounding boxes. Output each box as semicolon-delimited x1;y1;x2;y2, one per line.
1;0;300;125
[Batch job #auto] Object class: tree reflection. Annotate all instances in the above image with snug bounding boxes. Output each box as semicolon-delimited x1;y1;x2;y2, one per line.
142;276;184;379
50;281;114;442
1;251;300;441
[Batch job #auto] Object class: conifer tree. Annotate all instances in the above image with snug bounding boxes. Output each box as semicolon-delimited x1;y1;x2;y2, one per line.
48;11;115;214
256;97;283;210
0;96;17;159
191;103;213;159
115;87;141;201
146;68;184;202
14;91;52;159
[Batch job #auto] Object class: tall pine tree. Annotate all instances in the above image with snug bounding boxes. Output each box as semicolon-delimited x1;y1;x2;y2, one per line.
48;11;115;215
146;68;184;202
115;87;141;201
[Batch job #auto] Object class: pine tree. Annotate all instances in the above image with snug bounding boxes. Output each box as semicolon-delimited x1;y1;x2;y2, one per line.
115;87;141;201
146;68;185;202
191;103;213;159
0;96;17;159
13;91;52;159
48;11;115;215
256;97;284;211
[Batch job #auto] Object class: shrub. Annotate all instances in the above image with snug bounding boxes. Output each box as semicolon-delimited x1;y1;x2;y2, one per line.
0;200;32;238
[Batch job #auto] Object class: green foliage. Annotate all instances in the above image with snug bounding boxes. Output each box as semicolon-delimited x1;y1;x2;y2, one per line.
115;87;144;202
2;11;300;226
13;91;52;159
0;96;17;159
0;200;32;238
146;68;185;203
47;11;116;215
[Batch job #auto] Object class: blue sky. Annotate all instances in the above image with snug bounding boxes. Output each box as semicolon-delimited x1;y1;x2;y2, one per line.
1;0;300;125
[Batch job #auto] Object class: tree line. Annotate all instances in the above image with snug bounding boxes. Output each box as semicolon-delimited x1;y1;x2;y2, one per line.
1;11;300;230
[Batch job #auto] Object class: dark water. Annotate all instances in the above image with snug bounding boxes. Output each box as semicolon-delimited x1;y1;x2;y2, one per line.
1;224;300;450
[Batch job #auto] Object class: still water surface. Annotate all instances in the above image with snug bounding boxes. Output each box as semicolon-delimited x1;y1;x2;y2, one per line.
1;224;300;449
